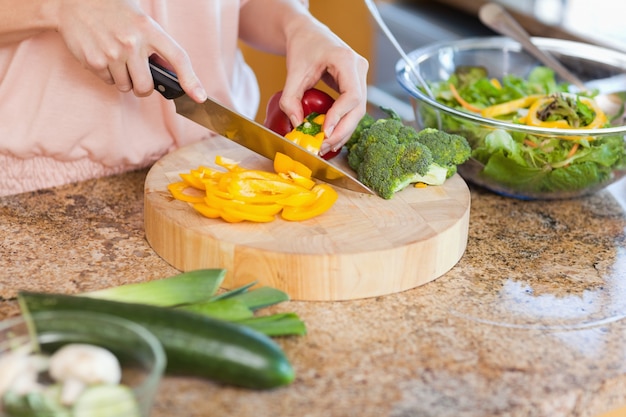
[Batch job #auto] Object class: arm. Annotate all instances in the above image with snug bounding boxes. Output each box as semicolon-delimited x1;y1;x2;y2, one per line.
239;0;369;154
0;1;56;44
0;0;206;102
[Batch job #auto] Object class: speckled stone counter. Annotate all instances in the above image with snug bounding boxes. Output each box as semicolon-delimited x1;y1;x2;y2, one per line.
1;169;625;417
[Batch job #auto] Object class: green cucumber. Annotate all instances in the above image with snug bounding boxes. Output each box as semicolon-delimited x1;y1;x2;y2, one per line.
18;292;295;390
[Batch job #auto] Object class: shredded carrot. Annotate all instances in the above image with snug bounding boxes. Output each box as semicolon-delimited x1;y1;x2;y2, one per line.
449;83;482;113
523;139;538;148
566;142;580;159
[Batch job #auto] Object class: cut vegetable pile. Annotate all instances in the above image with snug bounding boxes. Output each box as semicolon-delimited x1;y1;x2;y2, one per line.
0;268;305;417
167;152;338;222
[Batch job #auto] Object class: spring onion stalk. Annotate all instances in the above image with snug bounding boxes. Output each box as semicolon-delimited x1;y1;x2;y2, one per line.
222;287;290;310
237;313;307;336
80;269;307;337
177;285;306;336
209;281;257;302
81;269;226;306
178;299;254;321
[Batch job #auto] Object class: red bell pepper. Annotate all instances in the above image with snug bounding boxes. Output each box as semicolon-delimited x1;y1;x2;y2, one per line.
263;88;341;160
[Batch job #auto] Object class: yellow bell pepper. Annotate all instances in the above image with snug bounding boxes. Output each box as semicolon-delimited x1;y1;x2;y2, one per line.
481;94;543;118
523;94;607;137
168;153;338;223
284;113;326;153
192;203;221;219
281;184;338;222
167;181;205;203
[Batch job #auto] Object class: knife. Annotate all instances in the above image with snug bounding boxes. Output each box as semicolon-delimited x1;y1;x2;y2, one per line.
149;61;374;195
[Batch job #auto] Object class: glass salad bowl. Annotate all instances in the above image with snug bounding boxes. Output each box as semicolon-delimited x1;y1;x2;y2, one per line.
396;36;626;200
0;311;166;417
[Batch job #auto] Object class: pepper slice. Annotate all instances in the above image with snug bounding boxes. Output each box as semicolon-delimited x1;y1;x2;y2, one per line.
480;94;543;119
523;94;607;136
281;184;338;222
167;181;205;203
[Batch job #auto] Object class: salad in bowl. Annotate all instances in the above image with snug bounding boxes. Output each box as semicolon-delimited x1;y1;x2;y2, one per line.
397;36;626;200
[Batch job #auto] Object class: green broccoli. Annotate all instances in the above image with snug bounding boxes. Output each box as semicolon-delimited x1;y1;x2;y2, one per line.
345;106;400;149
414;128;472;177
347;112;471;199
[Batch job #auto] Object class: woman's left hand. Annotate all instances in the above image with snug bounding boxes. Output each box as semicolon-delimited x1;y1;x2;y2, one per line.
279;15;369;156
239;0;369;156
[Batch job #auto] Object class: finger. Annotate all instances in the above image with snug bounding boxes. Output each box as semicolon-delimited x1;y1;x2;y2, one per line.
278;73;318;127
152;40;207;102
108;62;133;93
127;55;154;97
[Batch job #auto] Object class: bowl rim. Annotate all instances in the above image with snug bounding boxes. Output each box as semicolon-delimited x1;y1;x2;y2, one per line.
396;36;626;136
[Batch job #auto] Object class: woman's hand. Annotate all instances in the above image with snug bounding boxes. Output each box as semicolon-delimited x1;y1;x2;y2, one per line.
239;0;369;157
280;16;369;155
55;0;207;102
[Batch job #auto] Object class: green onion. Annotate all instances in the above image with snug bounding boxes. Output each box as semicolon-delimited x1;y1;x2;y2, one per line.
81;269;225;306
221;286;290;310
237;313;307;337
80;269;307;338
178;298;254;321
209;281;257;302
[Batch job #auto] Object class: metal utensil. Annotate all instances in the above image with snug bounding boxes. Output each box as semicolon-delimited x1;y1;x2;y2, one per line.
363;0;441;128
363;0;435;99
479;2;626;124
150;61;374;195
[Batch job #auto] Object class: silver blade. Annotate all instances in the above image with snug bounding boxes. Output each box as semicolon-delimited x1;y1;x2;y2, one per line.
173;94;374;194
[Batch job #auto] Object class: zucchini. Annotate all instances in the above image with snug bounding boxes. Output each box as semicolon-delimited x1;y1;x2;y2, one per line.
18;291;295;390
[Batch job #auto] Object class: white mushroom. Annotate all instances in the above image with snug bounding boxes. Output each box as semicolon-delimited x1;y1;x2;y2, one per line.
0;346;46;398
48;344;122;406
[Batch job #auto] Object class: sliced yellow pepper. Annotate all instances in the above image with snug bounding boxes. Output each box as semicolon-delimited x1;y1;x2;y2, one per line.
523;95;607;138
481;94;543;118
281;184;338;221
168;153;338;223
167;181;205;203
279;171;316;190
276;191;318;207
192;203;221;219
179;172;207;190
273;152;313;179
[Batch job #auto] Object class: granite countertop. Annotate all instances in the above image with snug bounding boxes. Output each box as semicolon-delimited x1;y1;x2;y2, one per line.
1;169;626;417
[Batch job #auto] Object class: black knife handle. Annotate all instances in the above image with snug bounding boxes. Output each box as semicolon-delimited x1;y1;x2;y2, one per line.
150;61;185;100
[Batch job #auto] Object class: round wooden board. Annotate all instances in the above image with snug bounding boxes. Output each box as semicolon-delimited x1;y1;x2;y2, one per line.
144;137;471;301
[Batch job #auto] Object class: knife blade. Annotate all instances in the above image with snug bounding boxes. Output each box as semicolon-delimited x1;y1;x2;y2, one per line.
149;62;374;195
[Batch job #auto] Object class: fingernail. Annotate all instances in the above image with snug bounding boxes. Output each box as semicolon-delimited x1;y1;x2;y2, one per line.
195;86;208;102
289;115;301;128
324;123;335;138
320;142;331;155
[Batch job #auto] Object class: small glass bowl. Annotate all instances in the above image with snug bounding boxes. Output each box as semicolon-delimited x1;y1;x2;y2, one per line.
0;311;166;417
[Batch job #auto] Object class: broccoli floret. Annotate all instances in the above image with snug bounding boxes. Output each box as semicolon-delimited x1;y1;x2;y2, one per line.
347;111;471;199
347;118;414;171
345;113;376;149
345;106;402;149
415;128;472;177
356;139;449;199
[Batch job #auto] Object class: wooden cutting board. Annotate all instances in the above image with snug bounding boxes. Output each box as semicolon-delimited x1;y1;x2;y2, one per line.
144;137;471;301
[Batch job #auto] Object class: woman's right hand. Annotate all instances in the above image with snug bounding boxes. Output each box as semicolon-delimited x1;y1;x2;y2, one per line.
55;0;207;102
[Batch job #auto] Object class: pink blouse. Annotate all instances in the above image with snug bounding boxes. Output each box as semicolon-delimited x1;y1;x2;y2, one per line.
0;0;260;196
